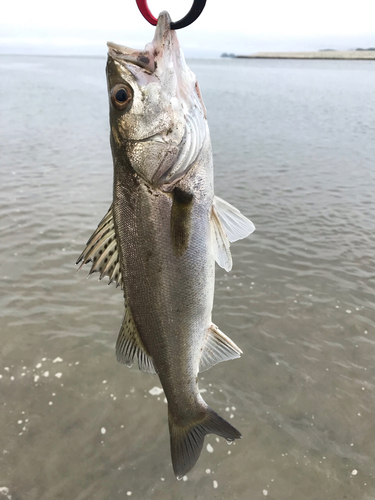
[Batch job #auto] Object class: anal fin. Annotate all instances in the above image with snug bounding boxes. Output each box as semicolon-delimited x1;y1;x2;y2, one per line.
116;305;156;374
199;323;242;373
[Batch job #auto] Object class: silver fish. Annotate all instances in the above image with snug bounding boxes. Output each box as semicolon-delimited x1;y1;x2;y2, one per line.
77;12;255;478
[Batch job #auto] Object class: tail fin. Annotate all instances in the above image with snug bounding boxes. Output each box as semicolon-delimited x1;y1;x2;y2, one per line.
168;406;241;479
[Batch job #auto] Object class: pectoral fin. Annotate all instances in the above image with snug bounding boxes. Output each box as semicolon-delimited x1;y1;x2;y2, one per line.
76;204;123;288
211;204;232;271
199;323;242;372
116;305;156;374
214;196;255;242
211;196;255;272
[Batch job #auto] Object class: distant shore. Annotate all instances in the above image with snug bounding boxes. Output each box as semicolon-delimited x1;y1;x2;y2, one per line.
236;51;375;60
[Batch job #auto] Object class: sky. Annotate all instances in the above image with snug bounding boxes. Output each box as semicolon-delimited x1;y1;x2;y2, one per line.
1;0;375;57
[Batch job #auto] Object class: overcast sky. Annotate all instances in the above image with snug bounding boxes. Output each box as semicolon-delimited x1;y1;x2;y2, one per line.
1;0;375;57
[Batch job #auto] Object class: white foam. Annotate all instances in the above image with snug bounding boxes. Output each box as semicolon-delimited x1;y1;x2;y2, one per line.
351;469;358;476
205;469;211;474
34;375;39;382
206;444;214;453
126;492;132;496
213;480;218;489
42;371;49;377
101;427;106;435
53;357;63;363
182;476;188;482
36;363;42;369
55;373;62;379
263;489;268;496
149;387;163;396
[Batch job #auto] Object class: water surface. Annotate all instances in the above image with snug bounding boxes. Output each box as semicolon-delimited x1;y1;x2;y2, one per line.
1;55;375;500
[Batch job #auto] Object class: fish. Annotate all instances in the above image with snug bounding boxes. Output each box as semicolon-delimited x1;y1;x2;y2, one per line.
76;11;255;478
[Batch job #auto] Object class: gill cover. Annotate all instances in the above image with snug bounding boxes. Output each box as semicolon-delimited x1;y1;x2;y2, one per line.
106;11;208;187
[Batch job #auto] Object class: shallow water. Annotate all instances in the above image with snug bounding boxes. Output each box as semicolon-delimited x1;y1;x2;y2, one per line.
1;55;375;500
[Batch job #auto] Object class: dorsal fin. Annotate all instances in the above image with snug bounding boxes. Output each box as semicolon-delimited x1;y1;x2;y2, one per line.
199;323;242;373
76;205;123;288
116;305;156;374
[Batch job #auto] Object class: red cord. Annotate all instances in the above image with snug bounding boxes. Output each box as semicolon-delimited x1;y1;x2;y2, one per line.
136;0;158;26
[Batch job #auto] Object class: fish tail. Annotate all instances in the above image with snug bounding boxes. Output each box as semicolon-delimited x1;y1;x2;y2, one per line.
168;405;241;479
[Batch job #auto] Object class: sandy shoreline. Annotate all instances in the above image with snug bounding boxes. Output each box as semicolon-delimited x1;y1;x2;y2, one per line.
237;51;375;60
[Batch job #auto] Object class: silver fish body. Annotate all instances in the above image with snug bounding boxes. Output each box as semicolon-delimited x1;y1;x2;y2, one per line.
77;12;255;478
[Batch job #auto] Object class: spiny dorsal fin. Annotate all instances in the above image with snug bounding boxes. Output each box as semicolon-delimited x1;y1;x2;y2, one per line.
199;323;242;373
214;196;255;243
76;204;123;289
116;305;156;374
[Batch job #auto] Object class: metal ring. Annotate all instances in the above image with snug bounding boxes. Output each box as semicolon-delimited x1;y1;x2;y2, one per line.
136;0;206;29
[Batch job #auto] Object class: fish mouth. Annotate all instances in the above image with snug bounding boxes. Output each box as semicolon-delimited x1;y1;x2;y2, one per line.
107;42;156;72
107;12;173;73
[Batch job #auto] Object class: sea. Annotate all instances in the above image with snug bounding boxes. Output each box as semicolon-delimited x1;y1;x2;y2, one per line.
0;54;375;500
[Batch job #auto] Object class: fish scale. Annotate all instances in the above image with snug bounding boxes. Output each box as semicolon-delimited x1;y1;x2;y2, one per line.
77;11;255;478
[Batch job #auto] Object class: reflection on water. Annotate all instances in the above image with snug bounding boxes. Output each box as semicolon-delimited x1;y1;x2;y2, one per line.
1;55;375;499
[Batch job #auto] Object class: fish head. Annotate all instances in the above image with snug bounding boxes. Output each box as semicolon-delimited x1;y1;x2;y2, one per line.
106;11;207;187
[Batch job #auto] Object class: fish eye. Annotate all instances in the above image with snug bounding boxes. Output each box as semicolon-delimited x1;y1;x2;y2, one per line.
111;83;133;111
